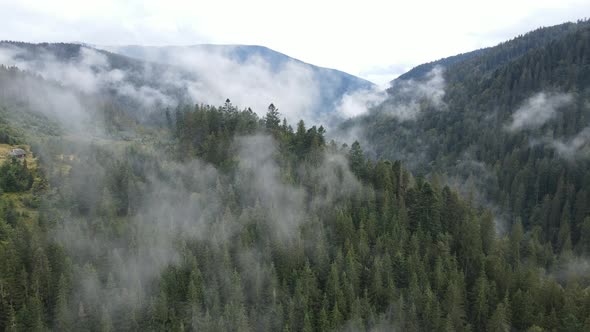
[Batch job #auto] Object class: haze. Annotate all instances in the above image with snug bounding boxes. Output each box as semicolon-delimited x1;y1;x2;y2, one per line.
1;0;588;85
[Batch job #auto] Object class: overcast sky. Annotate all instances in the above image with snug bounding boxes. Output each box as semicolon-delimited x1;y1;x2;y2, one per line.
0;0;588;85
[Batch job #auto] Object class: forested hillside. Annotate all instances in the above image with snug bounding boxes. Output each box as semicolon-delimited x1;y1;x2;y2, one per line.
0;64;588;332
1;20;590;331
394;20;586;82
345;20;590;254
0;41;374;126
100;44;375;115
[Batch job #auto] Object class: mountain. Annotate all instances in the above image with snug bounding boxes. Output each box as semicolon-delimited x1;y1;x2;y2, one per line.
343;19;590;246
1;22;590;332
103;44;374;97
101;44;376;122
0;60;510;332
0;41;191;122
0;42;375;127
393;20;584;83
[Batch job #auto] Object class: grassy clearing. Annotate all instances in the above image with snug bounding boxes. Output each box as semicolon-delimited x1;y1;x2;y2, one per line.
0;143;37;169
0;144;40;226
2;192;39;226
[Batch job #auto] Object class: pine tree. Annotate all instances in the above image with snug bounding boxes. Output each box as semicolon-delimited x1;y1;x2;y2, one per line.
55;275;72;331
348;141;365;178
265;104;281;131
488;298;511;332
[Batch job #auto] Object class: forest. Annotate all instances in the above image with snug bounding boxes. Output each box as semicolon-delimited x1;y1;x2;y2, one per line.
0;20;589;332
346;19;590;259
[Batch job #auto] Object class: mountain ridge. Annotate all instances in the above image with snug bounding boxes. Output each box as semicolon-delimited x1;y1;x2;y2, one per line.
0;41;375;126
392;20;589;85
344;19;590;247
100;43;373;84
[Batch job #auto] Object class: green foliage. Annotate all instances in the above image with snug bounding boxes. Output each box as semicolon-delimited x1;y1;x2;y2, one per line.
347;19;590;256
0;157;34;192
0;102;586;332
1;23;590;331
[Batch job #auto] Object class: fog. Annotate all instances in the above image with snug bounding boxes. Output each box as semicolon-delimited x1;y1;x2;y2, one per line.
380;66;446;121
506;92;573;131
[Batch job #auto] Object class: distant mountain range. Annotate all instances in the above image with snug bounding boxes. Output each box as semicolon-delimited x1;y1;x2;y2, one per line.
0;41;375;126
0;41;374;127
100;44;375;122
103;43;371;88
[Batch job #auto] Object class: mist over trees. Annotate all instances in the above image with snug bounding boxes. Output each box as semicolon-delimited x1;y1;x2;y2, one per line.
346;19;590;250
0;19;590;332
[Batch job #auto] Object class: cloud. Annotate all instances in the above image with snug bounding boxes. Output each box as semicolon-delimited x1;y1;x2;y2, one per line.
327;68;447;157
445;153;508;234
380;66;446;121
0;63;95;132
0;43;176;112
506;92;573;131
397;66;446;106
307;152;363;209
167;48;321;126
326;67;445;146
53;154;226;311
0;43;349;128
237;134;363;239
49;132;364;316
335;86;387;118
236;134;307;240
550;126;590;160
102;44;376;128
548;255;590;283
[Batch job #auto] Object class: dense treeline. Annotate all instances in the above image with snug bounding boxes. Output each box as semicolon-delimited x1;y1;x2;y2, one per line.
0;100;589;332
0;157;33;193
349;19;590;255
0;65;149;136
1;21;590;331
395;20;588;82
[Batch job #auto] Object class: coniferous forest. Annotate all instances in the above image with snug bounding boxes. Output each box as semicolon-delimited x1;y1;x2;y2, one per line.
0;20;590;332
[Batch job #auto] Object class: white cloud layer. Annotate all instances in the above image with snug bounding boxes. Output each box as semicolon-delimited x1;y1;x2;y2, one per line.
381;66;446;120
0;43;384;128
507;92;573;131
335;86;387;118
551;127;590;160
0;44;175;111
157;47;321;125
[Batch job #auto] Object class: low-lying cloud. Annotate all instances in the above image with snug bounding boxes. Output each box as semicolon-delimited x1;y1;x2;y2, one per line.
380;65;446;121
50;132;364;317
548;256;590;283
0;42;379;128
506;92;573;131
104;45;375;126
551;126;590;160
335;86;387;118
0;44;175;111
176;49;320;126
236;134;307;240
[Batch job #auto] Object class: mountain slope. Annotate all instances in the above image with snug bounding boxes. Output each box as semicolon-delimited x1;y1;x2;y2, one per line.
393;20;586;84
2;71;589;331
1;25;590;332
101;44;376;123
0;42;374;127
345;19;590;247
0;41;191;123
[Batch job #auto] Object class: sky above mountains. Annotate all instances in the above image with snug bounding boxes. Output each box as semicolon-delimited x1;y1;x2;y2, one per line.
0;0;588;85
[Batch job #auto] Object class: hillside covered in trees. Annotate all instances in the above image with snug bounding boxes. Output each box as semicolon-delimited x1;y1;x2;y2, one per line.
344;19;590;257
0;20;590;332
